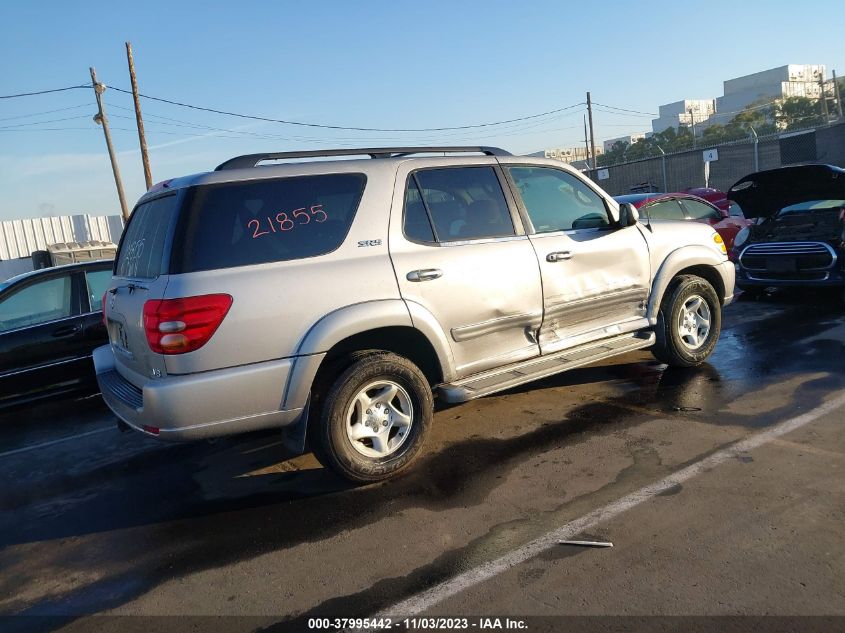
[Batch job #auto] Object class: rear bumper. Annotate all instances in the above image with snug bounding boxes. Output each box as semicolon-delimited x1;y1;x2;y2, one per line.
93;345;305;441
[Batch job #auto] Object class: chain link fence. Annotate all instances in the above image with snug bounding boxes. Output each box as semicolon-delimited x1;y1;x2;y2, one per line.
584;121;845;196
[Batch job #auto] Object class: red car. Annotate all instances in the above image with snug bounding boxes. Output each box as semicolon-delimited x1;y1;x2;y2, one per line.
614;192;753;257
684;187;730;212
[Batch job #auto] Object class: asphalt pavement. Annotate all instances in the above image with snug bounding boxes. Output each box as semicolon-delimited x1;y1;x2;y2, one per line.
1;291;844;633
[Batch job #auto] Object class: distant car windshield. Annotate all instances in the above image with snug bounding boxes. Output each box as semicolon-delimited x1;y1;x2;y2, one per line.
779;200;845;215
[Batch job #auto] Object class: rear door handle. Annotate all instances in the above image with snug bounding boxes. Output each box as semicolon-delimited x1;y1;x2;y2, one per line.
546;251;573;262
406;269;443;282
52;324;82;338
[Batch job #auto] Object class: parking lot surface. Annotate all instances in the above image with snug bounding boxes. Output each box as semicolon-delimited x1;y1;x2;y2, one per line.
1;292;844;632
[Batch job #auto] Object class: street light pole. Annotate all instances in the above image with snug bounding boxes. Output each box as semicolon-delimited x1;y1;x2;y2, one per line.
656;144;667;192
748;126;759;172
688;108;696;148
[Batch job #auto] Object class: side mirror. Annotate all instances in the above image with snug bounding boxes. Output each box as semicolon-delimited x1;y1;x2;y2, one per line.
618;202;639;227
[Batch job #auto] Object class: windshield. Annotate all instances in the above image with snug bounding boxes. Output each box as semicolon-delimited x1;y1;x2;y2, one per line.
778;200;845;215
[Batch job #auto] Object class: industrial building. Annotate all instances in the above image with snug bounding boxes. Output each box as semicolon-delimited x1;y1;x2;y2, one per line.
711;64;826;124
651;99;717;135
603;132;651;152
543;146;602;164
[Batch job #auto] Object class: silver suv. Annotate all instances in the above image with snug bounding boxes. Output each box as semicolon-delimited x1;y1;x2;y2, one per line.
95;146;735;482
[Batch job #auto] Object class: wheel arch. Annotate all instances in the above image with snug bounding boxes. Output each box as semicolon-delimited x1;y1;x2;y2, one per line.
647;246;729;323
283;300;452;412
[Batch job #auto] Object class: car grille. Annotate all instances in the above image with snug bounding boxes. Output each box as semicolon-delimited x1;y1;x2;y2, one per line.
740;242;835;272
98;370;143;410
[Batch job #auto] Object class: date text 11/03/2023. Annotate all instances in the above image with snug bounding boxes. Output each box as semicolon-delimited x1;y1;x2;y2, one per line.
248;204;328;239
307;616;529;630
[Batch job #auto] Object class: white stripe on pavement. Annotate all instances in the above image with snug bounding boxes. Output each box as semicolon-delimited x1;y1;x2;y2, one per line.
377;392;845;619
0;426;113;459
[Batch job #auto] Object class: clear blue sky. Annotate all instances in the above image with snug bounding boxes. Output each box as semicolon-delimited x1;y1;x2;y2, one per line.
1;0;843;220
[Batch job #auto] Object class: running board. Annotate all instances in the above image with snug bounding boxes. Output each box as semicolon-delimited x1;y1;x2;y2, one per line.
438;331;656;404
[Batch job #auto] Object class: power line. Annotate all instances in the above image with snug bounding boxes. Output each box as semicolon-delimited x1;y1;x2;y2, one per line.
592;102;658;116
0;103;91;122
0;85;88;99
107;99;587;144
592;106;655;119
108;85;584;132
0;114;91;130
0;127;96;132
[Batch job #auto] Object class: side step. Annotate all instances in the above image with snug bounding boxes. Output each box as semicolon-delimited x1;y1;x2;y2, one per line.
437;331;656;404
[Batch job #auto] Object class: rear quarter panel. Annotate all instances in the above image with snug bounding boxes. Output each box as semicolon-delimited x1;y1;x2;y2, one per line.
162;168;402;375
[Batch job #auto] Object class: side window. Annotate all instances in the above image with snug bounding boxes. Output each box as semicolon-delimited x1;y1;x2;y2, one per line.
0;276;73;332
85;269;112;312
406;167;515;242
682;199;721;221
403;178;436;243
507;167;610;232
644;199;685;220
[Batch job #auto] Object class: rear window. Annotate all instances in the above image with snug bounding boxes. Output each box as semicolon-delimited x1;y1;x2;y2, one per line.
172;173;366;273
116;194;178;279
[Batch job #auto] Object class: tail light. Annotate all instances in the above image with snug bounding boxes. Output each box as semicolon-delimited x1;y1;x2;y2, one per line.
143;294;233;355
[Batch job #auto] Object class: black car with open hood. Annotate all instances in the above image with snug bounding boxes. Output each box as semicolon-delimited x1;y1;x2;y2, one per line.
728;164;845;293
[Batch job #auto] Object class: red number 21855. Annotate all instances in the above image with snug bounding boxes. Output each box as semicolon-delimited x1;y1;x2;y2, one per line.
248;204;327;239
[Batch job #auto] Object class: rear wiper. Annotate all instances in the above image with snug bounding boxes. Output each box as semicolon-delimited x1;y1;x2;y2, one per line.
108;282;148;295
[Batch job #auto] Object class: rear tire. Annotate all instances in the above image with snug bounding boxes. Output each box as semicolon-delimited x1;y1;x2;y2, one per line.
652;275;722;368
315;352;433;483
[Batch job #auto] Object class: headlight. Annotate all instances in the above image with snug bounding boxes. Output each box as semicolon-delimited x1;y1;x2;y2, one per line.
713;232;727;255
734;227;750;249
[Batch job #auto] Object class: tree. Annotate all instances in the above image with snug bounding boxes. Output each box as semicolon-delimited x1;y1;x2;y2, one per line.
775;96;825;130
597;97;781;167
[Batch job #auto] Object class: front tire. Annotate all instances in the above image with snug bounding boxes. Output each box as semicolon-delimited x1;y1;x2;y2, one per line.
652;275;722;367
316;352;433;483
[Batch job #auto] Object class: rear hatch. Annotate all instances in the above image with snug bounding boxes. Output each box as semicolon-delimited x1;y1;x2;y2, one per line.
106;192;179;387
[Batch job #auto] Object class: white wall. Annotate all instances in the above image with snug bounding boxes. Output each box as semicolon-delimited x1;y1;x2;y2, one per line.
0;214;123;281
0;214;123;260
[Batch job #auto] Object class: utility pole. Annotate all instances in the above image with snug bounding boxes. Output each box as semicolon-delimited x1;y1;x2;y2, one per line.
832;70;843;119
583;114;591;166
586;92;597;170
90;67;129;221
819;72;830;120
126;41;153;190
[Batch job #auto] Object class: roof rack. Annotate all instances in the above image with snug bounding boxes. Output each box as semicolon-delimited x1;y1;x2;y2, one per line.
214;146;511;171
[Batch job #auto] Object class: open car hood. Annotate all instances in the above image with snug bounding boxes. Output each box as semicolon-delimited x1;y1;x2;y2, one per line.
727;164;845;218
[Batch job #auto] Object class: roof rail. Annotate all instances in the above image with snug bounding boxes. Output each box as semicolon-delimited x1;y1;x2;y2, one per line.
214;146;511;171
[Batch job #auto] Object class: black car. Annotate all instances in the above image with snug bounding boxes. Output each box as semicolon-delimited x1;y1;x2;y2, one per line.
729;164;845;293
0;260;112;409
